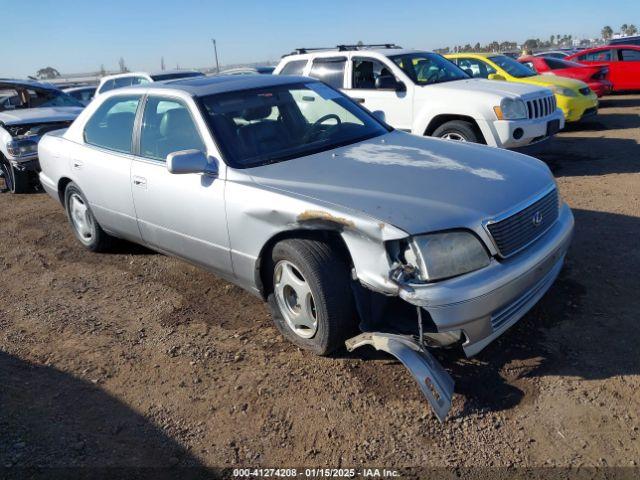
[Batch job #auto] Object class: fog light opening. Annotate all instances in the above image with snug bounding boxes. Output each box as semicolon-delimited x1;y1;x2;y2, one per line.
513;128;524;140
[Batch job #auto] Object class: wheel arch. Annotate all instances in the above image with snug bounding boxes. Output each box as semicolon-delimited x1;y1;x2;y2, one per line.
255;229;354;301
57;177;73;205
424;114;486;143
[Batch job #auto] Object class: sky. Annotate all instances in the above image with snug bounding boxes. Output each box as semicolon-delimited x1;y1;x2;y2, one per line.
4;0;639;77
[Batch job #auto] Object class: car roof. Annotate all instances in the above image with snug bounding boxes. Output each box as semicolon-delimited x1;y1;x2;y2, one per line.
63;85;96;92
446;52;500;58
0;79;61;91
125;74;316;97
283;48;427;60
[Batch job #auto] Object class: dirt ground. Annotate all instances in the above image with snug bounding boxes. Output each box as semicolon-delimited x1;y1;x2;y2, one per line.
1;95;639;472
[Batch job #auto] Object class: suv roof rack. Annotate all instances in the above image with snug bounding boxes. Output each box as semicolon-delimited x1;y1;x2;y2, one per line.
285;43;402;56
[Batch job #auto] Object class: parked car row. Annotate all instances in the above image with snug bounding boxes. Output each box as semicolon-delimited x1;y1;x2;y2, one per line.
1;40;636;421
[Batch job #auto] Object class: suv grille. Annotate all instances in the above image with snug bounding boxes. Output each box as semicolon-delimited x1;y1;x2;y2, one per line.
526;95;556;119
487;188;559;258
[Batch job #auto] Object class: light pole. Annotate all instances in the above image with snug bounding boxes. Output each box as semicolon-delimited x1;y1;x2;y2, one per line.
211;38;220;74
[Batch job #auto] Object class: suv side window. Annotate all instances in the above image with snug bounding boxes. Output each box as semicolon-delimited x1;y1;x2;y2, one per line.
84;95;141;153
352;57;394;89
619;49;640;61
114;76;133;89
280;60;308;76
454;58;496;78
139;97;205;161
98;79;116;94
308;57;347;89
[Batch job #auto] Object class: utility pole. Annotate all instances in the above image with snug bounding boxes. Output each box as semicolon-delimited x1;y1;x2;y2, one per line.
211;38;220;74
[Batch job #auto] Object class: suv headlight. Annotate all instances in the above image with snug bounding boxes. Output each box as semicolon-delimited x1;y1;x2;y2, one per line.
494;98;528;120
404;231;490;282
550;86;577;97
6;138;38;158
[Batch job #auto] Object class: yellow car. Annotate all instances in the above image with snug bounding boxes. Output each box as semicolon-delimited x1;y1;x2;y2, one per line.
446;53;598;122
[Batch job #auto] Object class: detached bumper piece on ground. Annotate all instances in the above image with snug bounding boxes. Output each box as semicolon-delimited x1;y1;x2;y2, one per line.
346;332;455;422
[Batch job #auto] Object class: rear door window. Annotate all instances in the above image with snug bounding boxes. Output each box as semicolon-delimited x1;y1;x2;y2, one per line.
619;49;640;61
579;50;614;61
309;57;347;88
83;95;141;153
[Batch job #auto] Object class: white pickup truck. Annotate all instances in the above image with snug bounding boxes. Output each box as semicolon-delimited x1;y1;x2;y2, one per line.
274;45;564;148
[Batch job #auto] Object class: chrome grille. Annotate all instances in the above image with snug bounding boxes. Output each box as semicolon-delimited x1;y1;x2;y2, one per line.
526;95;556;119
487;188;559;258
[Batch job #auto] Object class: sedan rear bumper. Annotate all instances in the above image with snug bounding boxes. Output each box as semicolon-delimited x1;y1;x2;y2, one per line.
399;203;574;357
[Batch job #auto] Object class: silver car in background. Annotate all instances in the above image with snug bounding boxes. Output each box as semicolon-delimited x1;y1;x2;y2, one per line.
38;75;574;421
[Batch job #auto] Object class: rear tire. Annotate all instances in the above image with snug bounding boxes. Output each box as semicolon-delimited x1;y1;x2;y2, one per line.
64;182;112;252
0;157;30;193
432;120;480;143
267;238;357;356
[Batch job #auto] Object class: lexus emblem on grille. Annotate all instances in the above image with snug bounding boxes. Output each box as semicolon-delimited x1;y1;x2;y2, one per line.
532;211;543;227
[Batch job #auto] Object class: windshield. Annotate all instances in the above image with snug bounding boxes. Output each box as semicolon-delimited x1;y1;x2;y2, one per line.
151;72;205;82
0;86;83;111
389;52;469;85
489;55;536;78
199;81;390;168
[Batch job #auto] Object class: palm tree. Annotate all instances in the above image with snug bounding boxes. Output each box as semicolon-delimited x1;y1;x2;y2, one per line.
628;24;638;36
621;24;629;35
601;26;613;40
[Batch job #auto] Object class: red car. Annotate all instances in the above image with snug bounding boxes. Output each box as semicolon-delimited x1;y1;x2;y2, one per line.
519;55;613;97
566;45;640;92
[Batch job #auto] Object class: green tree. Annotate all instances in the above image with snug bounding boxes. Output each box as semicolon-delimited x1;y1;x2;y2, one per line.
601;25;613;40
628;24;638;36
621;24;628;35
36;67;61;79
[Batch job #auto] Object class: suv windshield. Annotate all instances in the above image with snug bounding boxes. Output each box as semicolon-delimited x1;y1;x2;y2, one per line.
0;86;83;112
199;81;389;168
489;55;536;78
389;52;469;85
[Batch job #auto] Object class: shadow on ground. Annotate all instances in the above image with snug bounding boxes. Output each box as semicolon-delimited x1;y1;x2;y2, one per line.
0;352;204;470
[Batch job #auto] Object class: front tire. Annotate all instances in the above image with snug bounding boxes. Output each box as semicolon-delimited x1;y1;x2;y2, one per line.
64;182;112;252
0;157;30;193
267;238;357;356
432;120;480;143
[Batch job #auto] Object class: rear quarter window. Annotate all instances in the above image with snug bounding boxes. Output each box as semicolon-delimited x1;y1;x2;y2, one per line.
279;60;308;76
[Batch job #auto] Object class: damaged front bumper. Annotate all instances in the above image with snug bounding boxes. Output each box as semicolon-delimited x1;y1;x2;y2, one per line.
347;204;574;421
400;203;574;357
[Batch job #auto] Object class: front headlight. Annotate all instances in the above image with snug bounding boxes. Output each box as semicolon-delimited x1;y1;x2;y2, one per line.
494;98;528;120
6;139;38;158
550;86;577;97
404;231;490;282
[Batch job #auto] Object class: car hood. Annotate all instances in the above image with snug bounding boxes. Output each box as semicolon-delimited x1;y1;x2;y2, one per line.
245;131;554;234
517;74;587;90
424;78;549;100
0;107;83;125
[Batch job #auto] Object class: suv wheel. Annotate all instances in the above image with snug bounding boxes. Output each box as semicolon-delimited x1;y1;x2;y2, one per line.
0;157;30;193
267;238;357;356
433;120;480;143
64;182;112;252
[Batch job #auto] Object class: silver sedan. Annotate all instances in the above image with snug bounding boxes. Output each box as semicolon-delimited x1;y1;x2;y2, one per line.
38;75;574;421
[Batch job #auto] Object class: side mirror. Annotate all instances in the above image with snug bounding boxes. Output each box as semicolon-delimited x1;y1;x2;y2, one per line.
372;110;387;123
166;149;218;177
488;73;506;81
375;75;406;91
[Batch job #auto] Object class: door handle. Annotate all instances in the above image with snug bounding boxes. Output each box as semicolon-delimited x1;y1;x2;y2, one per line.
354;98;366;104
132;176;147;188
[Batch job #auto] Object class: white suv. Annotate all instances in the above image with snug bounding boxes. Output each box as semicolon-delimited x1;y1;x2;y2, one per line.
274;45;564;148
